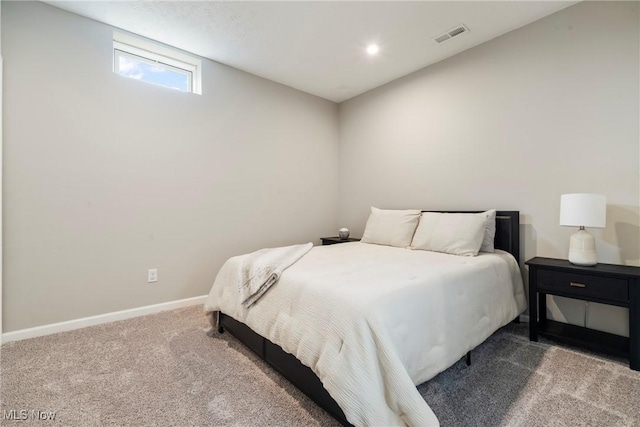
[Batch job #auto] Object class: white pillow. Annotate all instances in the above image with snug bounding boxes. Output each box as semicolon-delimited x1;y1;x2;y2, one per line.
411;212;487;256
479;209;497;253
361;207;422;248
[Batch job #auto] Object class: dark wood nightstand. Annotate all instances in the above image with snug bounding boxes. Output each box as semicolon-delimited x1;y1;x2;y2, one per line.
526;257;640;370
321;237;360;246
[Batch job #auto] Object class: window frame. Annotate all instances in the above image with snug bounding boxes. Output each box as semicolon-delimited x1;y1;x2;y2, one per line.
113;32;202;95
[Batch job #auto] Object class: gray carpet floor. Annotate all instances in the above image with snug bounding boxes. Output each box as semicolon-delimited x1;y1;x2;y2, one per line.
1;305;639;426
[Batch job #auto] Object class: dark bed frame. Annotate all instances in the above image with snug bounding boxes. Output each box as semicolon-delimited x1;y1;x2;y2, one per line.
216;211;520;425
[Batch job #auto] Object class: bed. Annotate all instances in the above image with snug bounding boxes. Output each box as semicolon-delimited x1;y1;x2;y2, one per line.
205;211;525;426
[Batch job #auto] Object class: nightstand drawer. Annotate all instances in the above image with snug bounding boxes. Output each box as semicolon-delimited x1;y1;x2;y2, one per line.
537;269;628;303
321;237;360;246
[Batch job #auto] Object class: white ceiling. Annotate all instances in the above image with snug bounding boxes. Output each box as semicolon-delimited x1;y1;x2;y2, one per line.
46;1;579;103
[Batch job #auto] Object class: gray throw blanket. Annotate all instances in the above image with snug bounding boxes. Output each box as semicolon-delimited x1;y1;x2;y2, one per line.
239;242;313;307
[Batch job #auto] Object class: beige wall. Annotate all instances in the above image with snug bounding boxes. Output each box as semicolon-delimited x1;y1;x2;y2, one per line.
0;0;3;341
3;1;639;336
2;2;339;332
338;1;639;336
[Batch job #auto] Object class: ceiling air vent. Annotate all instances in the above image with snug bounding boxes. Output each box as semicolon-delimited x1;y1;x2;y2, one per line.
433;24;469;44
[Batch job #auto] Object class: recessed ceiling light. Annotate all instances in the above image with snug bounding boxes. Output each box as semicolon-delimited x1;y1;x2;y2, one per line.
366;44;379;55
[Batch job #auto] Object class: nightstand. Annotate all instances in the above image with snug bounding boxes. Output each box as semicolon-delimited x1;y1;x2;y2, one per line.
526;257;640;371
321;237;360;246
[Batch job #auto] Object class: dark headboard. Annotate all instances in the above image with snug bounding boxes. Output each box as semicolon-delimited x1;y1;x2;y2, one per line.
422;210;520;262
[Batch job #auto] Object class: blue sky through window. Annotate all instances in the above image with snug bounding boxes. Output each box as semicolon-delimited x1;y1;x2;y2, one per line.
117;54;190;92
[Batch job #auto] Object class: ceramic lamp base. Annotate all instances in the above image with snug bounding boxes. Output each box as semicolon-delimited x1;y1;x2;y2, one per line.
338;228;350;239
568;228;597;266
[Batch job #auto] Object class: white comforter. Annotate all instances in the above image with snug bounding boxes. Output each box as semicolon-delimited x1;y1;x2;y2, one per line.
204;242;526;426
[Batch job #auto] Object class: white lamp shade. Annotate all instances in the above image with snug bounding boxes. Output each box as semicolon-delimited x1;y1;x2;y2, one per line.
560;193;606;228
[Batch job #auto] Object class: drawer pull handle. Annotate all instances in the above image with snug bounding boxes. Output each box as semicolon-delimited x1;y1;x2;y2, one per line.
570;282;586;288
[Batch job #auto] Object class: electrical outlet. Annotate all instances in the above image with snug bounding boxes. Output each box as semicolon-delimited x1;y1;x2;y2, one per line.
148;269;158;283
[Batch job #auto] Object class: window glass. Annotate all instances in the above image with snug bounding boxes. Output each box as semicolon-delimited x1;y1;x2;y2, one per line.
113;32;202;94
115;50;192;92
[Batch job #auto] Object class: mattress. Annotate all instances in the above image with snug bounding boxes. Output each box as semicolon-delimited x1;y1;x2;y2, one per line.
205;242;526;426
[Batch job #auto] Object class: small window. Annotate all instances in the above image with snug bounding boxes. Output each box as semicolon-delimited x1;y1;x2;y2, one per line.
113;32;201;94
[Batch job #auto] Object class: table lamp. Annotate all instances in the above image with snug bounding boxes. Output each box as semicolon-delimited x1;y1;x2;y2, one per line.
559;193;606;266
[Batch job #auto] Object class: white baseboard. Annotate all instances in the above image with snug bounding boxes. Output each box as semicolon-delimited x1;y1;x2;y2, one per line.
519;314;530;323
2;295;207;343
